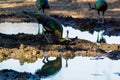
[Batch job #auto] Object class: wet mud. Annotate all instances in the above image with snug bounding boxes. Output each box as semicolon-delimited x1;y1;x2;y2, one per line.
0;33;120;64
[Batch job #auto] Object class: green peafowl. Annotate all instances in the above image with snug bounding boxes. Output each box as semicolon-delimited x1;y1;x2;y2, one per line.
88;0;108;23
35;57;62;78
36;0;50;34
36;0;50;13
23;10;64;43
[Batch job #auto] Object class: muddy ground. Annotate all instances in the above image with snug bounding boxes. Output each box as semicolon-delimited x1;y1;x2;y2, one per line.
0;0;120;63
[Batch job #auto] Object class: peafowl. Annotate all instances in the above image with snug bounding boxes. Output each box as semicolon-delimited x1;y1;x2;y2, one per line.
23;10;63;43
36;0;50;13
88;0;108;23
36;0;50;35
35;57;62;78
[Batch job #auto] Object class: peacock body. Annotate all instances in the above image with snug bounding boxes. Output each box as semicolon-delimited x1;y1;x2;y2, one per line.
23;10;63;42
95;0;108;12
89;0;108;23
35;57;62;78
36;0;50;13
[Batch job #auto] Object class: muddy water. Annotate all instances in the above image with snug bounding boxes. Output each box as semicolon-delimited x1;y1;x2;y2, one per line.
0;57;120;80
0;22;120;44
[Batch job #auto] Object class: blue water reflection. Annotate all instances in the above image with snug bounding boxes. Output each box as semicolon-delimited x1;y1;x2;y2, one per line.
61;57;120;80
0;57;120;80
0;22;120;44
0;22;40;34
0;59;43;74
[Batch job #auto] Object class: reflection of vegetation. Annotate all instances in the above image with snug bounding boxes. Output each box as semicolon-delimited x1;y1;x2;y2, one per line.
107;51;120;60
114;72;120;76
35;57;62;78
0;69;39;80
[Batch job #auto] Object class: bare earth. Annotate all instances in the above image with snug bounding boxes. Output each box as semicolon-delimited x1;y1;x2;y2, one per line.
0;0;120;63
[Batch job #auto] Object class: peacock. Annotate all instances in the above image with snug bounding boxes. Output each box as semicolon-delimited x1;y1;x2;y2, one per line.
36;0;50;13
35;57;62;78
23;10;64;43
88;0;108;23
35;0;50;35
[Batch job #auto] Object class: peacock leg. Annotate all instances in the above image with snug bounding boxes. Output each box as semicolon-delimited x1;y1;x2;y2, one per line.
42;56;48;63
65;55;69;67
96;31;100;43
42;28;53;44
97;11;101;23
38;23;41;34
43;32;52;44
42;9;44;13
65;59;68;67
66;30;69;38
101;11;105;23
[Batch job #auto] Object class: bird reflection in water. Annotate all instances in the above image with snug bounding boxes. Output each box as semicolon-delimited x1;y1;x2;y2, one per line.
35;57;62;78
96;30;106;43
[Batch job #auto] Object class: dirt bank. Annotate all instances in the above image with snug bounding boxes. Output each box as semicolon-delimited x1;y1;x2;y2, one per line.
0;33;120;64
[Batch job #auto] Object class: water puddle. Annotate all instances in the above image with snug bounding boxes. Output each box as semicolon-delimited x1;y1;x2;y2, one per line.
0;22;120;44
0;22;120;80
0;57;120;80
62;57;120;80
